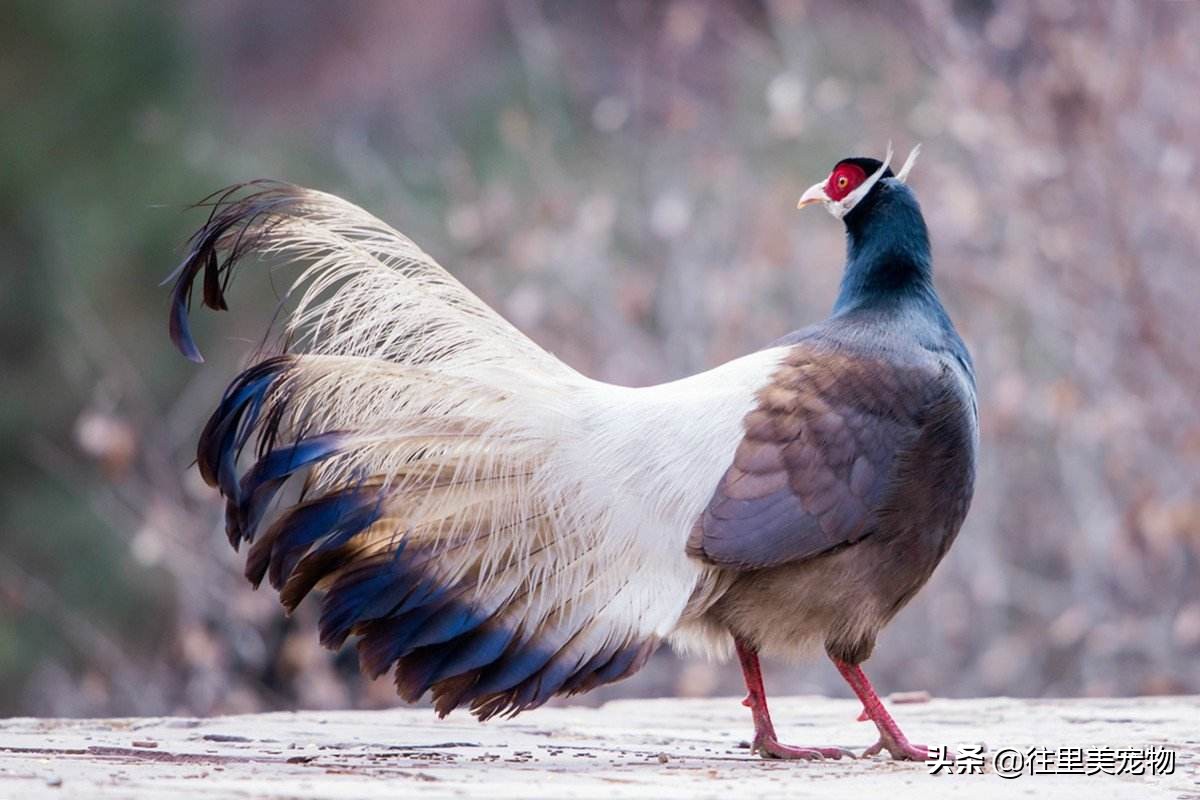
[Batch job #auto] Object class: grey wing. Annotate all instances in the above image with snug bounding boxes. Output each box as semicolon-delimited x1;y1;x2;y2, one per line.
687;344;934;570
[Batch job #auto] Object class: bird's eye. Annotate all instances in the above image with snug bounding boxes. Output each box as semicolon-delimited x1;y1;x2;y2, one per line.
837;176;849;190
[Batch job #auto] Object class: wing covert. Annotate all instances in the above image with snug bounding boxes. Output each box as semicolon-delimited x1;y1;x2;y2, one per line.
688;343;935;570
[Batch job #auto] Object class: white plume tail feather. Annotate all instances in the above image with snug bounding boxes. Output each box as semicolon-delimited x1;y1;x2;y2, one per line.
169;182;782;717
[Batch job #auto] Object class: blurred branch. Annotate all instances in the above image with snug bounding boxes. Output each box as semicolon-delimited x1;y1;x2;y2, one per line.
0;553;153;711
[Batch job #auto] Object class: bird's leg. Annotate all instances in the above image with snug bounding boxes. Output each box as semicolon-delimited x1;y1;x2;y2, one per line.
833;659;930;761
734;639;853;760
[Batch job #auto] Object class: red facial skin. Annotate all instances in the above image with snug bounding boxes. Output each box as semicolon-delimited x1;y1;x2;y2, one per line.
825;163;868;202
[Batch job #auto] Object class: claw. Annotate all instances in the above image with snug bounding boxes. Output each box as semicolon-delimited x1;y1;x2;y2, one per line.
862;732;929;761
756;738;856;761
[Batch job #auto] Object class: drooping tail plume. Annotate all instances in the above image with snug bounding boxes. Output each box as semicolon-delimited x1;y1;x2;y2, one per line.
167;182;753;718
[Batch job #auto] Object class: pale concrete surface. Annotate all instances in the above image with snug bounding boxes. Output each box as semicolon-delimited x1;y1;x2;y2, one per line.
1;695;1196;799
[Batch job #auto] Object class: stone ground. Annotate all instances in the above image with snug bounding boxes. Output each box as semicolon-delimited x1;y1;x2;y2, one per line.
0;695;1196;799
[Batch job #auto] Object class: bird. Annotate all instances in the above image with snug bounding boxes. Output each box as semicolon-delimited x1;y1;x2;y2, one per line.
166;143;976;761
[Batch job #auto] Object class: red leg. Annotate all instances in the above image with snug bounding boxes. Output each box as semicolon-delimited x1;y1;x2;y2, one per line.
734;639;853;760
833;659;930;761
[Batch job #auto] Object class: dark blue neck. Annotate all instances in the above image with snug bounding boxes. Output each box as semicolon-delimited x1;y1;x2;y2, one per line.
832;181;939;318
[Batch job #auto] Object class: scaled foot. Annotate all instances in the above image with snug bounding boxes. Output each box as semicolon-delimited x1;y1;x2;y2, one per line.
861;729;931;761
755;737;855;761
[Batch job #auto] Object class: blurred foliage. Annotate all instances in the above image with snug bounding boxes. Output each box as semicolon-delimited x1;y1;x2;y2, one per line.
1;1;205;711
2;0;1198;717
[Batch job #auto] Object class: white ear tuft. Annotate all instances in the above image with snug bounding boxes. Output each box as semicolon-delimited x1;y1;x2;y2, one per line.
830;142;894;219
896;143;922;183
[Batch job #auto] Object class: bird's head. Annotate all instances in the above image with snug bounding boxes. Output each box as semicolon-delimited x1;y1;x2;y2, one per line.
797;143;921;221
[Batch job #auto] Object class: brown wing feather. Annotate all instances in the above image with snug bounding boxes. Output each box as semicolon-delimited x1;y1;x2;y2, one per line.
688;342;938;570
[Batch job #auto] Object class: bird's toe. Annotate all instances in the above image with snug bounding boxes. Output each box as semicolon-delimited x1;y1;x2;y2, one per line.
756;739;855;760
863;734;930;761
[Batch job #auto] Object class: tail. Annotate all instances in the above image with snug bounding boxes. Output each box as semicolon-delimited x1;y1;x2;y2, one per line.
168;182;680;718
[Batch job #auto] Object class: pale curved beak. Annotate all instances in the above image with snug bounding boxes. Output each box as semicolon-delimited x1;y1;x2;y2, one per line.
797;181;828;209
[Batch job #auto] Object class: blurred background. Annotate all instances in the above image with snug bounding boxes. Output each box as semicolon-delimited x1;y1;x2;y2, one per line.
2;0;1199;718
